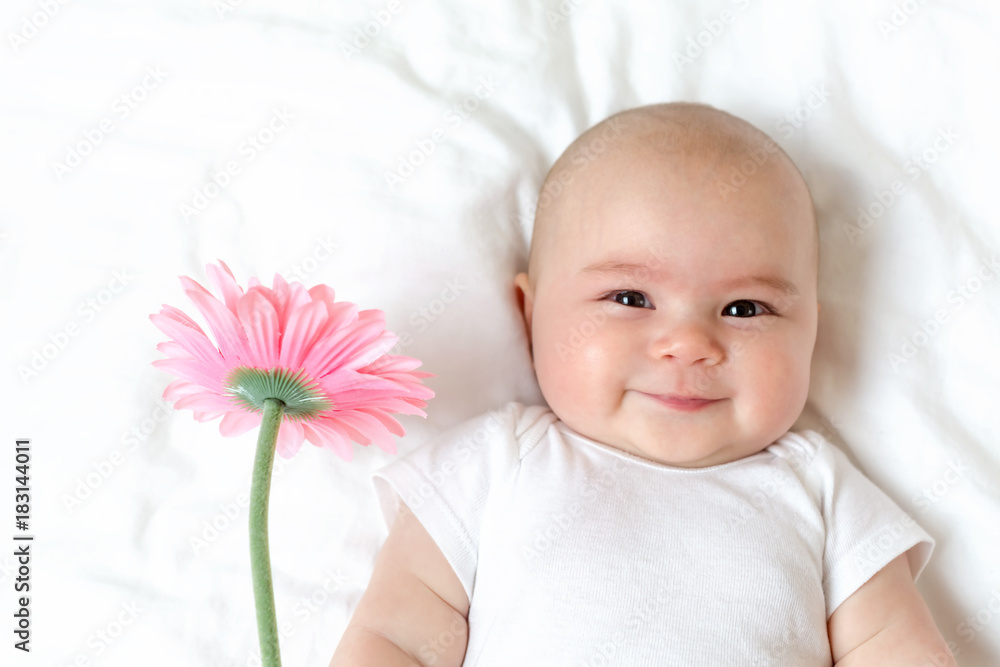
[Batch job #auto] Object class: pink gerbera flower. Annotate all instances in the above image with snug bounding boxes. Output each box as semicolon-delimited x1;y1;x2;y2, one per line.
149;260;434;460
151;260;435;666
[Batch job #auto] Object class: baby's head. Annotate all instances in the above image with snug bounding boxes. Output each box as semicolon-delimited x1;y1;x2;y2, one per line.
514;102;819;468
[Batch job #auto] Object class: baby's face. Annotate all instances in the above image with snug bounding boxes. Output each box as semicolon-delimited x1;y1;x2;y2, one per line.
516;143;818;468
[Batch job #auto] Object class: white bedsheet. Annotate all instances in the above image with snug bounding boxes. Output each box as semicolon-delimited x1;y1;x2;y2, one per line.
2;0;998;665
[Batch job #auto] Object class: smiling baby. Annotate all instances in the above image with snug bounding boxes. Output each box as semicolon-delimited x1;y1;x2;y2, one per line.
330;102;954;666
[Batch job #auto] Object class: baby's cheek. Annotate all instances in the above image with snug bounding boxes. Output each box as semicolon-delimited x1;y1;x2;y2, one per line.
757;345;811;426
533;337;579;407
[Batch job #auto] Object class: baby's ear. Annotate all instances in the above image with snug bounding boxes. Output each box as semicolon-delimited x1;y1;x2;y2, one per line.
513;272;534;343
513;273;533;318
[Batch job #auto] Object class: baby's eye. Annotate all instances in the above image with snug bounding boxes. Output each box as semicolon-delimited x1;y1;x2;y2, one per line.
723;300;771;318
609;290;651;308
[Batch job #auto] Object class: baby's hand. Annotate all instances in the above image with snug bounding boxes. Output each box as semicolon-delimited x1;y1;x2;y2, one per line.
329;502;469;667
827;552;954;666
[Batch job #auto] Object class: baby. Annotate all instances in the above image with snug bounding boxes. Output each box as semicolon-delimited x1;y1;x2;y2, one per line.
330;103;954;665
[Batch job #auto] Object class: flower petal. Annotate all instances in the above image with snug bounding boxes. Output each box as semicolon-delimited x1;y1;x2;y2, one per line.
283;282;314;325
347;396;427;416
279;299;328;369
156;340;191;359
359;354;424;374
219;409;261;437
152;357;225;392
269;274;312;331
321;300;359;331
180;276;251;364
150;310;226;368
275;419;305;459
174;391;237;415
307;283;336;305
318;370;399;402
206;261;244;316
151;264;434;458
302;420;354;461
237;290;280;368
329;411;397;454
342;331;398;372
303;318;387;378
356;408;407;437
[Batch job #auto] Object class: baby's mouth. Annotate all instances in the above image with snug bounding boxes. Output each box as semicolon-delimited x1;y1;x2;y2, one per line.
641;392;722;412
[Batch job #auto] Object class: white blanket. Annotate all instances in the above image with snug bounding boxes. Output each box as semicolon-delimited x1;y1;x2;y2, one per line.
2;0;998;664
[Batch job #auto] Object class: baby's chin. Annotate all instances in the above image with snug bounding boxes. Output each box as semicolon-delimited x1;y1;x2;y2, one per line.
554;404;789;468
624;437;770;469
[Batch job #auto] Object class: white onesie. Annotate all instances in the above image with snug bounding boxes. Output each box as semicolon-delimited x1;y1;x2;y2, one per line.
372;402;934;666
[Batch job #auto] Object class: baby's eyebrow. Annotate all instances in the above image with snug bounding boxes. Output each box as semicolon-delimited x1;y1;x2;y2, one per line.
580;261;799;296
718;275;800;297
580;260;662;278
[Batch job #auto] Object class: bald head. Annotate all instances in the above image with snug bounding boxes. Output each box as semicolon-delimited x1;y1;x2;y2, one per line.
525;102;818;289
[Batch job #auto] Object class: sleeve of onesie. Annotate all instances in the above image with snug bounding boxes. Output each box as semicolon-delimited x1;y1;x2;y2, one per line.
796;430;936;619
370;401;531;600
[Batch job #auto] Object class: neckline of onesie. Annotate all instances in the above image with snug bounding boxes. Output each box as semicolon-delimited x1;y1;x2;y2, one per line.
553;420;777;474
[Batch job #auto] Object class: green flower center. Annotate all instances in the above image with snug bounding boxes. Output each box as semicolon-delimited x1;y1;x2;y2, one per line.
224;367;331;420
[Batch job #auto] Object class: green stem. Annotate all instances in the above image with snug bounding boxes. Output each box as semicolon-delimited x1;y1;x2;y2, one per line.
250;397;284;667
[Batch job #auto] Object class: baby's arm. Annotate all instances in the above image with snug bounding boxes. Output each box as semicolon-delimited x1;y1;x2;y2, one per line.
827;552;955;666
329;501;470;667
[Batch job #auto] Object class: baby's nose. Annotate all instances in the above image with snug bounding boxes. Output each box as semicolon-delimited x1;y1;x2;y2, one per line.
649;321;725;366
